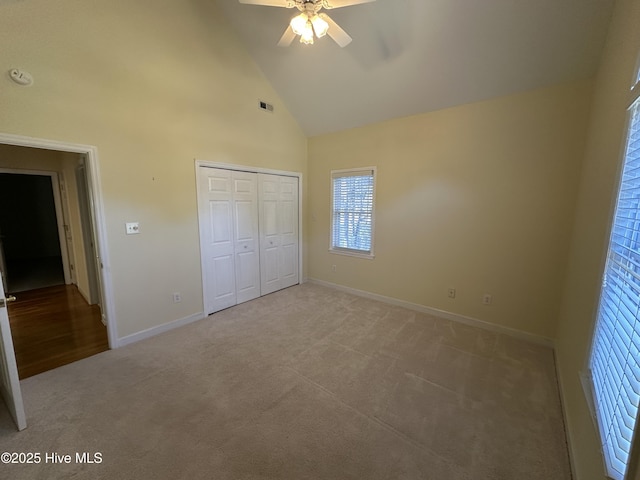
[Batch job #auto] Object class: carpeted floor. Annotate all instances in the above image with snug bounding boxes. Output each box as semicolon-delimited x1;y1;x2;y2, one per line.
0;283;571;479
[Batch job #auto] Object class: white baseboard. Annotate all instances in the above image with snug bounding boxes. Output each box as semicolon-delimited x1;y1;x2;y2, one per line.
307;278;554;348
116;280;553;348
117;312;205;348
553;352;578;480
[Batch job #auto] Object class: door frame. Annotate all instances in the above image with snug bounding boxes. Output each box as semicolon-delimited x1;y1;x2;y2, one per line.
0;133;118;348
0;168;73;287
0;273;26;430
75;162;102;307
195;160;303;316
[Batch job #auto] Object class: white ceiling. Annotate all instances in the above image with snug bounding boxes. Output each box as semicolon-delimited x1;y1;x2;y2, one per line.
217;0;614;136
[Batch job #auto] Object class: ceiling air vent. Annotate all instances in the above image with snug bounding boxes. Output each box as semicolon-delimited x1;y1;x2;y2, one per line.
259;101;274;112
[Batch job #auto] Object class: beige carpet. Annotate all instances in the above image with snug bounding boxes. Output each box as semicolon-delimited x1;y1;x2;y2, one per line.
0;283;571;479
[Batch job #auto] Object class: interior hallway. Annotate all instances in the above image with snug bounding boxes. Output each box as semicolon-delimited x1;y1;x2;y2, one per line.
4;256;65;293
7;284;108;379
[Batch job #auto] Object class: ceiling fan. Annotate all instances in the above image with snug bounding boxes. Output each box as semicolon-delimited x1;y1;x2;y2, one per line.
238;0;376;47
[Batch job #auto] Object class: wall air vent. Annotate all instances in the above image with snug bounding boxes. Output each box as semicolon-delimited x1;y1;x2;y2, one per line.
259;101;274;112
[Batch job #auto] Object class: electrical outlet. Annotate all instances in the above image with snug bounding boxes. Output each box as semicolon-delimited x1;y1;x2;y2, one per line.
332;265;337;272
447;288;456;299
482;294;492;305
172;292;182;303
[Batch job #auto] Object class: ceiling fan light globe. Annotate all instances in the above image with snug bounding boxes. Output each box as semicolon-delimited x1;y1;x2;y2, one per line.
310;15;329;38
290;13;308;36
300;21;315;44
300;33;314;44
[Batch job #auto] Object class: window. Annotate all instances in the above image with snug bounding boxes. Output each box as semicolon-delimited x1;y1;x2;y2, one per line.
330;168;376;257
588;69;640;480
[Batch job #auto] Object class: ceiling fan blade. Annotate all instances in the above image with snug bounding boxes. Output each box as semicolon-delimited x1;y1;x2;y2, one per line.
323;0;376;9
238;0;291;7
277;25;296;47
320;13;352;47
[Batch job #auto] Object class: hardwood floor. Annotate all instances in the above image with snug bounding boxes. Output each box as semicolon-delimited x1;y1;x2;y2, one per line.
7;284;109;379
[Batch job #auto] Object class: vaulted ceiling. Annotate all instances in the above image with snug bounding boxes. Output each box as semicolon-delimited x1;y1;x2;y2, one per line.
214;0;615;136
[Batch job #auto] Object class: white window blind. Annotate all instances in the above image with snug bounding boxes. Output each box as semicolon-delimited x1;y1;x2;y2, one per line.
590;95;640;480
331;169;375;255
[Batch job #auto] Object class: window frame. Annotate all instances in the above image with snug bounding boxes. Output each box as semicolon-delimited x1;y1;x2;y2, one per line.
585;62;640;480
329;166;377;259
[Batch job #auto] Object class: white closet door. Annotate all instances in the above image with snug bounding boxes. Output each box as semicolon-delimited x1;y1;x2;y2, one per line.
199;168;261;314
232;172;260;304
199;167;298;314
259;174;299;295
259;175;281;295
278;176;299;290
199;168;237;314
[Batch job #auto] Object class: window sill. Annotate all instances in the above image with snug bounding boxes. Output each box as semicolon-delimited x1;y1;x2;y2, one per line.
580;370;619;480
329;248;375;260
579;371;600;433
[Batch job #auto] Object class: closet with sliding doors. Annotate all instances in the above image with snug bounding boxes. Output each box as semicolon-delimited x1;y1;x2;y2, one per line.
197;165;299;315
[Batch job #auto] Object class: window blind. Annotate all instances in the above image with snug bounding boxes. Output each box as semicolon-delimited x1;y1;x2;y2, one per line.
590;97;640;480
331;170;374;254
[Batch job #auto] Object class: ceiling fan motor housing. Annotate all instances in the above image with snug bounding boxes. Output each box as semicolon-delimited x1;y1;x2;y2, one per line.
296;1;323;14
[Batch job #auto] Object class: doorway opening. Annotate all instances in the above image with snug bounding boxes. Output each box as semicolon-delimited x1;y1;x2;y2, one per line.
0;138;115;379
0;172;66;293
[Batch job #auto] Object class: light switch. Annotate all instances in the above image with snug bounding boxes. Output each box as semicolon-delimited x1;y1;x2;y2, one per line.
125;222;140;235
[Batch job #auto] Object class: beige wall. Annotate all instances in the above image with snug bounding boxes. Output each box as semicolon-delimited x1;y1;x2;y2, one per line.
555;0;640;478
4;0;637;475
0;144;63;172
0;0;307;339
308;81;592;339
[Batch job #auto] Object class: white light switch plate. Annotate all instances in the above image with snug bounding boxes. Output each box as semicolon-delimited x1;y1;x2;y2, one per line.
125;222;140;235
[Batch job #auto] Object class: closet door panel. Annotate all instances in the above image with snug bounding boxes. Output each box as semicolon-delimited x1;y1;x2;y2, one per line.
260;196;281;295
236;250;258;299
232;172;260;305
212;255;235;298
279;176;299;289
199;168;237;314
259;174;299;295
